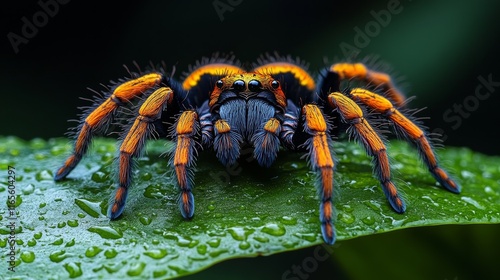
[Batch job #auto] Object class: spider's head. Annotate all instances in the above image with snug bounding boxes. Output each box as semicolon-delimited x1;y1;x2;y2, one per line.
209;73;286;110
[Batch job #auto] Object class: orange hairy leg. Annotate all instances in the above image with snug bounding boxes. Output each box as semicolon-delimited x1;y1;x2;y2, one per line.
328;92;406;213
108;87;173;219
301;104;335;244
329;63;406;107
349;88;461;193
54;73;163;181
171;110;200;218
253;62;316;91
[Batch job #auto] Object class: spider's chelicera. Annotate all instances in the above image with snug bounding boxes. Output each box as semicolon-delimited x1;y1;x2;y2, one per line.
54;55;461;244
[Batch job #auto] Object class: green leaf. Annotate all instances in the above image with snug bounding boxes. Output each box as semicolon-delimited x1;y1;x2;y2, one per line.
0;136;499;279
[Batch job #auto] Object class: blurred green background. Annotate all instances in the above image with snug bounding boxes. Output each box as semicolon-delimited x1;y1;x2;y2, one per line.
2;0;499;279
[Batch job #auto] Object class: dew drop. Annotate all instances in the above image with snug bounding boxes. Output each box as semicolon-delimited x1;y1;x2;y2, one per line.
88;226;123;239
141;172;153;181
239;241;251;250
64;262;83;278
57;222;66;228
208;249;228;258
139;216;152;225
339;212;355;224
65;239;75;247
49;250;69;263
261;223;286;236
85;246;103;258
34;232;42;239
75;198;103;218
228;227;247;241
144;184;164;199
280;216;297;225
153;270;168;278
197;244;207;255
461;196;485;210
28;239;37;246
22;184;35;195
91;171;107;183
207;238;221;248
207;204;215;211
20;251;35;263
293;232;317;242
253;235;269;243
67;220;79;227
144;249;168;259
51;238;64;245
35;170;52;181
127;262;146;276
104;248;118;259
361;216;375;225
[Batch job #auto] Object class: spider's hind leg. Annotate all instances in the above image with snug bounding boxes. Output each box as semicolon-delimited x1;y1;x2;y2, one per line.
328;92;406;213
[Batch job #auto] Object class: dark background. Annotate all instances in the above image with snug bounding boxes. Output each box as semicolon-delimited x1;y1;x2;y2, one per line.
2;0;499;279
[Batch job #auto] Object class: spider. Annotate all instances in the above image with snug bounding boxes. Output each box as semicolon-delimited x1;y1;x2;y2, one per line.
54;55;461;245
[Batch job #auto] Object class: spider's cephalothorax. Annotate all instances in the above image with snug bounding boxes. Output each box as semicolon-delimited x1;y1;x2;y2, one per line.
54;55;461;244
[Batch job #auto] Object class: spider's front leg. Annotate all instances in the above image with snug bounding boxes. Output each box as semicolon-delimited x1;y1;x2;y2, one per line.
108;87;173;218
348;88;461;193
328;92;407;213
55;73;163;181
301;104;336;244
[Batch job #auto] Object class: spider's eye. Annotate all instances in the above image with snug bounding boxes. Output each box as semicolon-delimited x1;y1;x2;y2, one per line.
216;80;224;89
233;80;246;91
248;80;262;92
271;80;280;89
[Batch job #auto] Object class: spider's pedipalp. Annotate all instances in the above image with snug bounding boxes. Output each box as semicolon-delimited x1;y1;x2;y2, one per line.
349;88;461;194
328;92;406;213
301;104;335;244
108;87;173;219
326;63;406;107
55;73;163;181
171;110;200;219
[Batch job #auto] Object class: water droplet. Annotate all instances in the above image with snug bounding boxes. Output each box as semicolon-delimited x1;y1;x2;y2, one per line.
35;170;52;181
228;227;247;241
197;244;207;255
50;145;66;156
207;238;221;248
91;171;107;183
153;270;168;278
144;249;168;259
239;241;251;250
484;186;496;195
28;239;37;246
261;223;286;236
57;222;66;228
51;238;64;245
208;249;228;258
139;216;152;225
280;216;297;225
293;232;317;242
127;262;146;276
104;248;118;259
21;251;35;263
253;235;269;243
77;213;85;218
67;220;79;227
22;184;35;195
49;250;69;263
75;198;104;218
461;196;485;210
341;204;354;213
141;172;153;181
65;239;75;247
34;153;47;160
88;226;123;239
207;204;215;211
64;262;83;278
364;200;382;211
339;212;355;224
62;210;70;215
85;246;103;258
361;216;375;225
34;232;42;239
144;184;164;199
